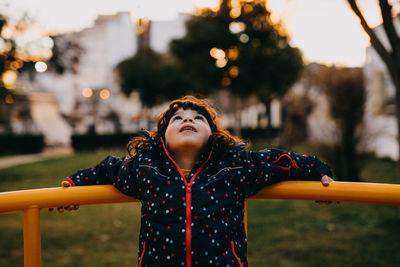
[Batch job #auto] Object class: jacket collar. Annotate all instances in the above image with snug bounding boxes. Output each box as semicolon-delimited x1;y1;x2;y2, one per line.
232;141;248;152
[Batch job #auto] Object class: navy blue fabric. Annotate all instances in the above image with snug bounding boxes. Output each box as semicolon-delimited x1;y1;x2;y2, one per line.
68;134;331;266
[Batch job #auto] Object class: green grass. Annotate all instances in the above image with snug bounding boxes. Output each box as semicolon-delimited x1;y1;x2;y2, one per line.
1;148;400;266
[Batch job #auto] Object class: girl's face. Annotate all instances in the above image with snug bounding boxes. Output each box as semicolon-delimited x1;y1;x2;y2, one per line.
165;108;212;154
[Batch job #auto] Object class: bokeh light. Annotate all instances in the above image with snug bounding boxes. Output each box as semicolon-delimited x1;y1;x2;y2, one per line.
1;26;13;39
5;94;14;104
230;9;241;19
82;87;93;98
35;61;48;72
2;70;18;89
215;58;227;68
243;4;253;14
209;47;225;60
228;66;240;78
229;0;241;18
99;89;110;99
227;46;239;61
229;21;246;34
239;33;249;43
221;77;231;87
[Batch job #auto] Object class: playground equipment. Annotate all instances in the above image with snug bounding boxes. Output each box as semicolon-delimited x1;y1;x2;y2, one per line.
1;181;400;267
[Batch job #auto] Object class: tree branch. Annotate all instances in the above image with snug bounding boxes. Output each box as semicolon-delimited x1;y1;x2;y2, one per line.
347;0;393;67
379;0;400;60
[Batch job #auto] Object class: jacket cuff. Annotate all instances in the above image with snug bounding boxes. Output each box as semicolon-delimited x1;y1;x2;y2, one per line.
65;177;76;186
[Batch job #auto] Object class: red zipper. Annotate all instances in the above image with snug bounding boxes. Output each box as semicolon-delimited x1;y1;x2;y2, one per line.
139;241;146;267
231;241;244;267
161;138;212;267
186;185;192;266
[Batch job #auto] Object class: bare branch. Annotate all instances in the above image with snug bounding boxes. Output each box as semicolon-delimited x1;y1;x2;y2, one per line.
379;0;400;59
347;0;393;67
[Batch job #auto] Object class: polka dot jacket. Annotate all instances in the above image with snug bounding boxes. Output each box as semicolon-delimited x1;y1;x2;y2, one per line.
66;131;332;267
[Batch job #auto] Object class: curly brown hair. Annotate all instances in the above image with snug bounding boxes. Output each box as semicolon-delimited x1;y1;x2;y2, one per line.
127;95;247;157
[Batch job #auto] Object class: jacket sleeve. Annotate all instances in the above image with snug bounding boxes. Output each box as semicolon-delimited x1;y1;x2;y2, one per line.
65;155;140;198
239;148;332;198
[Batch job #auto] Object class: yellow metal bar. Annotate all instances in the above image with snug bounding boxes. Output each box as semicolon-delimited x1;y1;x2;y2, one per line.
0;181;399;267
0;185;137;214
23;206;41;267
1;181;400;215
252;181;400;206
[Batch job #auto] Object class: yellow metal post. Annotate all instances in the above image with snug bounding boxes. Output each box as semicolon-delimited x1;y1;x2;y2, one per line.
23;206;41;267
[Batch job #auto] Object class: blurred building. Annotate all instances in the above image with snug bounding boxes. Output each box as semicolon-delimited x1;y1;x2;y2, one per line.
362;17;400;160
150;14;189;54
30;12;141;138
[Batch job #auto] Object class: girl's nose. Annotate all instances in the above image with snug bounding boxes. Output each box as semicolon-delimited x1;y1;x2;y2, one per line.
183;117;194;123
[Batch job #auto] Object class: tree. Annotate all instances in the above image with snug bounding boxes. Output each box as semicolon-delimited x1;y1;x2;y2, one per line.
170;0;303;131
117;19;190;108
117;47;190;107
347;0;400;177
321;66;366;180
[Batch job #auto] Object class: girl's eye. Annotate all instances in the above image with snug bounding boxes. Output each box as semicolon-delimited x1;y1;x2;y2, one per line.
172;116;182;121
195;116;204;121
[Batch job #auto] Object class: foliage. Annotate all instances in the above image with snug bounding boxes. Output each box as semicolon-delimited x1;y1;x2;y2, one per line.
322;67;365;128
71;133;138;151
170;0;303;103
117;48;190;107
0;134;44;155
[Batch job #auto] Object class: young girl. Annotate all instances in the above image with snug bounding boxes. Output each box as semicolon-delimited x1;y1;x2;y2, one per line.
59;96;333;267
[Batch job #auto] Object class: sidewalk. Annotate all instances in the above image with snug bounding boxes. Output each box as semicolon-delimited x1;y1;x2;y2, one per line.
0;146;74;169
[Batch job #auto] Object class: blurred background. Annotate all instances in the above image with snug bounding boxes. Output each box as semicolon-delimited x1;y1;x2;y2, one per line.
1;0;399;179
0;0;399;177
1;0;400;266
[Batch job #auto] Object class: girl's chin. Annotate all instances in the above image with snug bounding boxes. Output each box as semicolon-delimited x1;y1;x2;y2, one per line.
168;140;205;150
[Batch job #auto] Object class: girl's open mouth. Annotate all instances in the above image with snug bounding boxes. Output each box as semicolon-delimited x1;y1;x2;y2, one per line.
180;126;197;132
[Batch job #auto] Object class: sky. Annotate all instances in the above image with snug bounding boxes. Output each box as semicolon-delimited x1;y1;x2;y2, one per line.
1;0;393;67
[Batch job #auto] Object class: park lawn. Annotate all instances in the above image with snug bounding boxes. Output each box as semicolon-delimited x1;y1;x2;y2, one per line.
0;148;399;266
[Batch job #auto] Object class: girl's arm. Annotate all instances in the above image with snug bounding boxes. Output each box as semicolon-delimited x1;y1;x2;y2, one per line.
65;155;140;197
240;148;333;198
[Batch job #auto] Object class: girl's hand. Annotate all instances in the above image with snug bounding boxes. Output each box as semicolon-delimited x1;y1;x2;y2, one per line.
61;180;72;187
321;175;334;186
48;180;80;212
315;175;339;205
